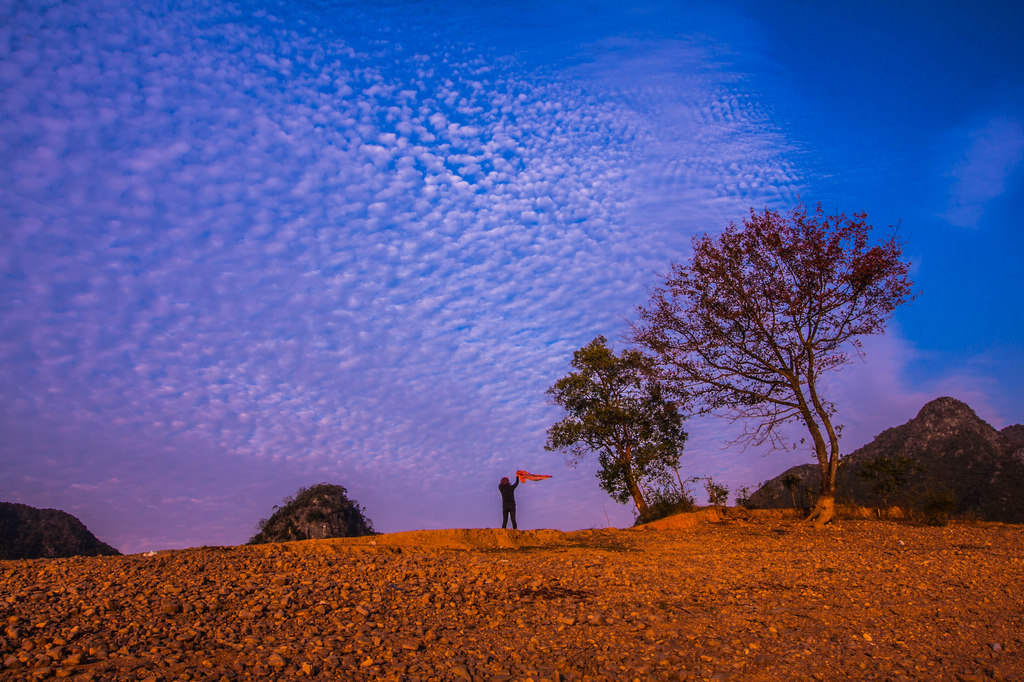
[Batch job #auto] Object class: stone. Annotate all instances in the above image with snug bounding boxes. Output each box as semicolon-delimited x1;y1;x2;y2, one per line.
0;521;1021;680
161;599;182;616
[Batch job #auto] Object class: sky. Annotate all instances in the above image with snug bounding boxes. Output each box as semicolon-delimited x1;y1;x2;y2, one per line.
2;0;1022;553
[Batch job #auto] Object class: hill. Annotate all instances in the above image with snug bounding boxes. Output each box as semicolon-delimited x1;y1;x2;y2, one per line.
0;502;120;559
748;397;1024;521
248;483;375;544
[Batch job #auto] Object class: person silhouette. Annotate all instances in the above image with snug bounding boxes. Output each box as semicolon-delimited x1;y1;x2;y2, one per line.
498;476;519;529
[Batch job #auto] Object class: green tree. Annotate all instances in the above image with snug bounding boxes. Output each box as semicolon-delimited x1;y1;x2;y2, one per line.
545;336;688;518
634;203;914;527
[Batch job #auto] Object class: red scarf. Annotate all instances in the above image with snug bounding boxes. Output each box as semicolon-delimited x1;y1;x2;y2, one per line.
516;470;552;483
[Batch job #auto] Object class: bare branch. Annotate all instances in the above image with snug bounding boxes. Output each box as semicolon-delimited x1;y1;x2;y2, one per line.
633;202;915;500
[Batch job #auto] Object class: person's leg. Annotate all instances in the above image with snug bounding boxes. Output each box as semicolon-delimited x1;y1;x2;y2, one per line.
510;508;517;530
502;509;509;529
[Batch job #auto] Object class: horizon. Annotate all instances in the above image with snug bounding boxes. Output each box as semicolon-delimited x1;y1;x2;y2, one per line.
2;0;1023;553
16;392;1020;555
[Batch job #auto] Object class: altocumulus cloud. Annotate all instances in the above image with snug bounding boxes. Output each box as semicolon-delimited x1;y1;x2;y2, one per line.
0;0;801;551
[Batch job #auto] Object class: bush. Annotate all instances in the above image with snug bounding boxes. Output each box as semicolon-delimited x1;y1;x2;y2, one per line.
918;488;956;526
733;485;755;509
704;477;729;507
635;486;696;525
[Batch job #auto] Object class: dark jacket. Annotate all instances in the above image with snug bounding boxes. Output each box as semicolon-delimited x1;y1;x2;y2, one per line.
499;479;519;511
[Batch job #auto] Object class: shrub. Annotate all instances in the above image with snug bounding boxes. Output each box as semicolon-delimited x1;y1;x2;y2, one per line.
634;486;696;525
704;477;729;507
918;488;956;526
734;485;755;509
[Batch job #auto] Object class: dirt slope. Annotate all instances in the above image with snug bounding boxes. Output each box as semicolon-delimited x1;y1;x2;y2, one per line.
282;527;575;551
2;512;1022;680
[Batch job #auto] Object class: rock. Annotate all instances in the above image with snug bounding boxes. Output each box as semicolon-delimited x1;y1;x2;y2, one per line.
450;663;471;680
161;599;182;615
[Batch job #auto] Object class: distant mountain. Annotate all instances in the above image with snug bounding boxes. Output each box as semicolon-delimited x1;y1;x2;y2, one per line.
748;397;1024;522
0;502;120;559
248;483;376;544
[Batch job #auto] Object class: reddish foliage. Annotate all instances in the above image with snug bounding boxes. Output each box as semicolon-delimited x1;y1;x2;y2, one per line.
634;203;914;512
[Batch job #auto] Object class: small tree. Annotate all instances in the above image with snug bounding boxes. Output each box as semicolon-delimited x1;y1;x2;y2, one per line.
734;485;755;509
782;472;803;508
635;203;914;527
701;477;730;507
545;336;688;518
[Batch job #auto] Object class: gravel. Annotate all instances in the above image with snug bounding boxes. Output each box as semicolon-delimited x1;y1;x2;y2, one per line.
1;517;1022;680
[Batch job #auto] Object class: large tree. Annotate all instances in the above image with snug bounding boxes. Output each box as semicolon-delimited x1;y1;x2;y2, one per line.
633;203;914;526
545;336;688;518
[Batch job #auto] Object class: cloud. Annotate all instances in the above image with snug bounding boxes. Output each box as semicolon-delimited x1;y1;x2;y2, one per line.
942;115;1024;228
0;0;810;548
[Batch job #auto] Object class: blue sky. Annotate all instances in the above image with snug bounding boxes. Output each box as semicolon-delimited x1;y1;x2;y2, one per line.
2;0;1022;553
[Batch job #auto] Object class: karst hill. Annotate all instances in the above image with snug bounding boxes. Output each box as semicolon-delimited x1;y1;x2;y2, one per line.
0;502;119;560
749;396;1024;521
248;483;375;544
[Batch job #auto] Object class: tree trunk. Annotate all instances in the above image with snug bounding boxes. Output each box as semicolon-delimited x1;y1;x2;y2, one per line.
625;470;649;519
805;493;835;528
805;471;836;528
793;395;837;528
631;488;649;519
619;448;650;520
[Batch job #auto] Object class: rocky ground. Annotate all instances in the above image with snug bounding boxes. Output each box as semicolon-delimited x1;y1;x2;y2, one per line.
1;510;1022;681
